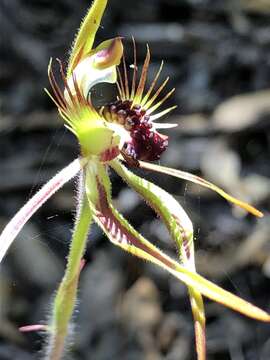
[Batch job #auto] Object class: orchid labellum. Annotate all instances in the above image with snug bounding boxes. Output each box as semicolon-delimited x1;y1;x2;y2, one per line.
0;1;268;359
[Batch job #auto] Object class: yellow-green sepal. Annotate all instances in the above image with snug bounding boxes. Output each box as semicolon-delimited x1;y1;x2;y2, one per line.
67;0;108;77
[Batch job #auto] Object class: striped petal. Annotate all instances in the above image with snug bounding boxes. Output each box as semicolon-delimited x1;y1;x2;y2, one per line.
83;159;270;325
111;160;206;357
0;158;84;263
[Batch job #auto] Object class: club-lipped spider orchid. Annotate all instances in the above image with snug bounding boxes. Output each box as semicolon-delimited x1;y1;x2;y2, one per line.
0;1;268;359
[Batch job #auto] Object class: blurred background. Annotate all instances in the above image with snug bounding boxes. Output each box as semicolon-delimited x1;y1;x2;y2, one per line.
0;0;270;359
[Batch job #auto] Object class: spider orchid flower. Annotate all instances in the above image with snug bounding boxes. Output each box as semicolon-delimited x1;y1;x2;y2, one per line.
0;1;268;359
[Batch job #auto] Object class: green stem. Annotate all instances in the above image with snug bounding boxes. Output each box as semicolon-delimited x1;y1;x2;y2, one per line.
46;176;92;360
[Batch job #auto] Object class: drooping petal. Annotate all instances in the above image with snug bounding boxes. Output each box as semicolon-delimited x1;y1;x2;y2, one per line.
139;161;263;218
111;159;206;358
110;159;194;264
84;160;270;323
0;158;84;263
67;0;108;76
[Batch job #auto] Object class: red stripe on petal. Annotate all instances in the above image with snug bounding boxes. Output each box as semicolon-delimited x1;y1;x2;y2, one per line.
95;179;176;269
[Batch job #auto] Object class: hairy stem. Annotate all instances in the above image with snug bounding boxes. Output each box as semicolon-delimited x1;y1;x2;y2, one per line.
46;174;92;360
